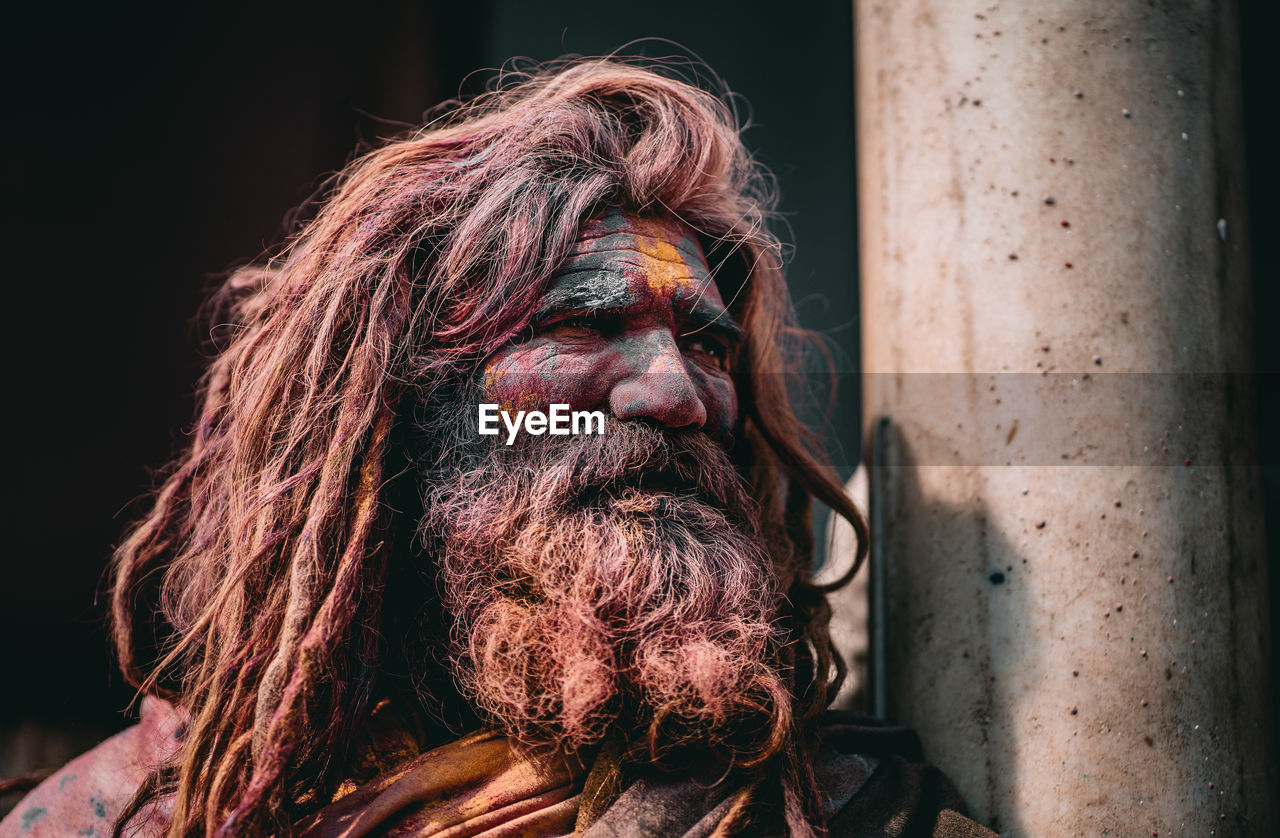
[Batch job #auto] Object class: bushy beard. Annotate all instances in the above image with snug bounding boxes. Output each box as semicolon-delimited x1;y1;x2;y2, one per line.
417;402;792;767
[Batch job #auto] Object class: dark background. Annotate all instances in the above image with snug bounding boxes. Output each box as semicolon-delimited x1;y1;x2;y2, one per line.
0;0;1274;794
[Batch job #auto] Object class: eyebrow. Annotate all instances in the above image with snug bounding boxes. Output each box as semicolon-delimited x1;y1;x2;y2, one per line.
533;281;633;322
535;283;743;337
681;306;743;340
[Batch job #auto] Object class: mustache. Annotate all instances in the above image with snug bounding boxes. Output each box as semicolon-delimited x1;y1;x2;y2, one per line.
432;416;759;525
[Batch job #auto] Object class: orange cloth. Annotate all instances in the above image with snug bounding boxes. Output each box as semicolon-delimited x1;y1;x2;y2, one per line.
295;729;586;838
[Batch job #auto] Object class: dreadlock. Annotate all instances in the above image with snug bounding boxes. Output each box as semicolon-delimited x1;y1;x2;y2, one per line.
109;56;868;837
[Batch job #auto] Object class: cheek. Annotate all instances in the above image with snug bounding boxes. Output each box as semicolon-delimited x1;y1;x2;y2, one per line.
481;342;613;411
695;373;739;439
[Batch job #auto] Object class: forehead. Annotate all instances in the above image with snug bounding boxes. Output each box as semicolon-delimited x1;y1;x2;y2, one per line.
543;209;727;311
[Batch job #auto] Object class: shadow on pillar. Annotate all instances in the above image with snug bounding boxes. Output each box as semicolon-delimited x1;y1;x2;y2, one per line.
870;420;1037;836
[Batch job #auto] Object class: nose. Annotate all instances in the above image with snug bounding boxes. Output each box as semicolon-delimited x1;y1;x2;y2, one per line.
608;331;708;430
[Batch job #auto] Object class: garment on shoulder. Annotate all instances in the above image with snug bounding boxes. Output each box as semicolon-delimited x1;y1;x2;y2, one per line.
573;712;996;837
0;696;182;838
1;703;996;838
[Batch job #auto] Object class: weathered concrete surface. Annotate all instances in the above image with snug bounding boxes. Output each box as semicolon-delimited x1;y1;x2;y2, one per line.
854;1;1275;834
822;465;870;710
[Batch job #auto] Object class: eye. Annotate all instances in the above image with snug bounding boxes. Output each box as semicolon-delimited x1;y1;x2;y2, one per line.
683;335;731;371
537;315;612;340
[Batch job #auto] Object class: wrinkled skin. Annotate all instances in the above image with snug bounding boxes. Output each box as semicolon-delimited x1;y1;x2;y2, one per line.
482;209;741;440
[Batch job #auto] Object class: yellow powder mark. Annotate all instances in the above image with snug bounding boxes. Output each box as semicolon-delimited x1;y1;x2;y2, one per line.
497;390;541;415
516;390;541;411
483;361;507;390
634;229;696;298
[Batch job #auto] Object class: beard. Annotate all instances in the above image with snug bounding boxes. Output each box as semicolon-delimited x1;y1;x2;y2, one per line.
416;402;792;768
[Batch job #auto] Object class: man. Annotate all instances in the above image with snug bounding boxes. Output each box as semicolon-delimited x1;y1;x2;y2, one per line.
3;59;993;837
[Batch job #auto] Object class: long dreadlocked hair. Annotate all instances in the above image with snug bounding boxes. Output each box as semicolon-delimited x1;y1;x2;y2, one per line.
109;57;868;837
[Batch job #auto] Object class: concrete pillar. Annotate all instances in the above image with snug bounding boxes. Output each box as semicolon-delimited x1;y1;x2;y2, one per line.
854;2;1275;835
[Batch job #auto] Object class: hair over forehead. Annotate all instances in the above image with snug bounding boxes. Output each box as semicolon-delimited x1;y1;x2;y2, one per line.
241;58;780;364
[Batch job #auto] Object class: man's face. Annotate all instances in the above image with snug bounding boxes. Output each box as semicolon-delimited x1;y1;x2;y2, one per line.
481;209;741;441
417;209;786;764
